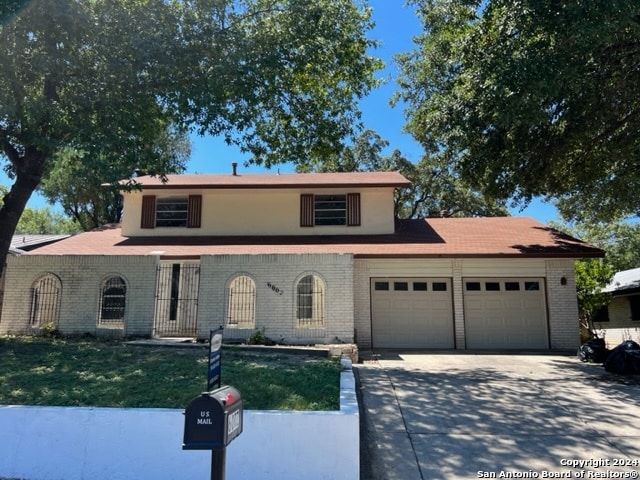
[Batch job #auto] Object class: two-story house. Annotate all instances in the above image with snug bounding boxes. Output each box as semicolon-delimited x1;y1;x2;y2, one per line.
0;170;603;350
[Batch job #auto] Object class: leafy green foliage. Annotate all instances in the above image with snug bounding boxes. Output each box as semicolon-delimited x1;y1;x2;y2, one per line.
39;128;190;231
0;0;382;274
574;258;613;322
555;220;640;274
549;219;640;334
246;328;271;345
0;0;27;26
298;129;507;218
0;337;341;410
15;206;80;234
397;0;640;221
0;186;80;234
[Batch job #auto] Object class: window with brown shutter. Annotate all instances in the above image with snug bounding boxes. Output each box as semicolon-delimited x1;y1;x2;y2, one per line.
300;194;314;227
142;194;202;228
346;193;361;226
187;195;202;228
140;195;156;229
301;193;361;227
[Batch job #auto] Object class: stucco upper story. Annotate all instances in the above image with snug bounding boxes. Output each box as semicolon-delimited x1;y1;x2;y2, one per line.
118;171;410;237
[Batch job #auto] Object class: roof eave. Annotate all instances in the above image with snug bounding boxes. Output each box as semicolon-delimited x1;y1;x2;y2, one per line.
354;252;604;259
134;182;411;190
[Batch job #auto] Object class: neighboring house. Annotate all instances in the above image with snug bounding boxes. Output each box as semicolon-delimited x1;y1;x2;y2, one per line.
0;235;71;317
10;234;72;252
597;267;640;348
0;171;603;350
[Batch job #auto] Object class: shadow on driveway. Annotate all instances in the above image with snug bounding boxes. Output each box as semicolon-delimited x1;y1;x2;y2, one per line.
356;353;640;480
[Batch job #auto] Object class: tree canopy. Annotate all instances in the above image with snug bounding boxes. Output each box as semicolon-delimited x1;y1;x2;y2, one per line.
0;185;80;234
549;219;640;336
39;126;191;231
0;0;382;274
396;0;640;222
557;220;640;274
14;206;80;235
298;129;507;218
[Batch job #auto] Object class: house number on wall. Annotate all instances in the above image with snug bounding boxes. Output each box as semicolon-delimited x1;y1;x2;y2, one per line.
266;282;284;295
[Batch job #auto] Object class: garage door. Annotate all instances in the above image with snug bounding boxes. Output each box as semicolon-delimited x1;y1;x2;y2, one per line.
371;278;454;349
464;278;548;349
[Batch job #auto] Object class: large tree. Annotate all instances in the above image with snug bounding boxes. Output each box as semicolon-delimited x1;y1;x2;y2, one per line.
0;0;381;275
39;125;191;231
548;220;640;337
556;220;640;274
0;186;80;234
297;129;507;218
396;0;640;221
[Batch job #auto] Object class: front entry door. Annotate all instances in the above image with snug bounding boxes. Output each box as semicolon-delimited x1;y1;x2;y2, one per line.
154;262;200;337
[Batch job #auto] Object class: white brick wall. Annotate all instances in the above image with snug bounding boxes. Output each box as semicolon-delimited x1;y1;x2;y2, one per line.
452;260;465;349
0;253;581;350
199;254;354;344
0;253;355;344
353;260;371;347
0;255;158;336
545;259;580;350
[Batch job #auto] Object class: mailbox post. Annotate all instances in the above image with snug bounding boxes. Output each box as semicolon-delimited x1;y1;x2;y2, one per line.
183;386;243;480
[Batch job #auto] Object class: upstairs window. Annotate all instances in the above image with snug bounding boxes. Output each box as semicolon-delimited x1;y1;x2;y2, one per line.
156;197;189;227
314;195;346;225
300;193;360;227
141;195;202;229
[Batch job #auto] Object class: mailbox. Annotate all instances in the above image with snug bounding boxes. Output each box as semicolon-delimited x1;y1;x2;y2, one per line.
183;386;243;450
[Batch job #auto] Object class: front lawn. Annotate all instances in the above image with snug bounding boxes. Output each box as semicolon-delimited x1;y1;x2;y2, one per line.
0;336;341;410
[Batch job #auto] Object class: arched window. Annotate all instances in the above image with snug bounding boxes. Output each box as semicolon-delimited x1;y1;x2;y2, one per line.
99;276;127;326
296;274;325;327
227;275;256;328
30;274;61;327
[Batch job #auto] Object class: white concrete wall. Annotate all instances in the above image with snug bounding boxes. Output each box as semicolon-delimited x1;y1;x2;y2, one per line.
121;188;396;236
0;372;358;480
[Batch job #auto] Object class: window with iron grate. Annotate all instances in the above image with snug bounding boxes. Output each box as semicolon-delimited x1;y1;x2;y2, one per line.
296;274;325;327
227;275;256;328
99;276;126;325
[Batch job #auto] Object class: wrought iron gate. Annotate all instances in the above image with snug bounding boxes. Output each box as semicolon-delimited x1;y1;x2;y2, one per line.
153;263;200;337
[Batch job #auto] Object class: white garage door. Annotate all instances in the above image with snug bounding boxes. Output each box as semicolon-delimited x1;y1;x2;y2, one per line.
371;278;454;349
464;278;548;350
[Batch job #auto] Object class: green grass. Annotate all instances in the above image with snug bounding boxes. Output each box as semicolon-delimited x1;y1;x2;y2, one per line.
0;336;342;410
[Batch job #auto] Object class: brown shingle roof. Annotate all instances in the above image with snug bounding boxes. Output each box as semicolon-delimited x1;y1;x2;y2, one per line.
117;171;411;190
26;217;603;259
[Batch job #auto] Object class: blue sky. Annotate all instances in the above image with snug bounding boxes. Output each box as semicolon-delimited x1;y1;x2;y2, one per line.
0;0;560;223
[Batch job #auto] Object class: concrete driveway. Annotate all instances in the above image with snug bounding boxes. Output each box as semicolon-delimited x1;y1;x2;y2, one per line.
355;353;640;480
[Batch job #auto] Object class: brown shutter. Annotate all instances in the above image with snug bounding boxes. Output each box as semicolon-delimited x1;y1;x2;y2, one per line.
346;193;361;226
140;195;156;229
300;194;314;227
187;195;202;228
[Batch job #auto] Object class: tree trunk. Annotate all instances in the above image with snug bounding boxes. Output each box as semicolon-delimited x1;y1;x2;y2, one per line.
0;148;46;277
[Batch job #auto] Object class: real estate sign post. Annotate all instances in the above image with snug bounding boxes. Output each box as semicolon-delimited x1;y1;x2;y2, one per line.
208;328;223;391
